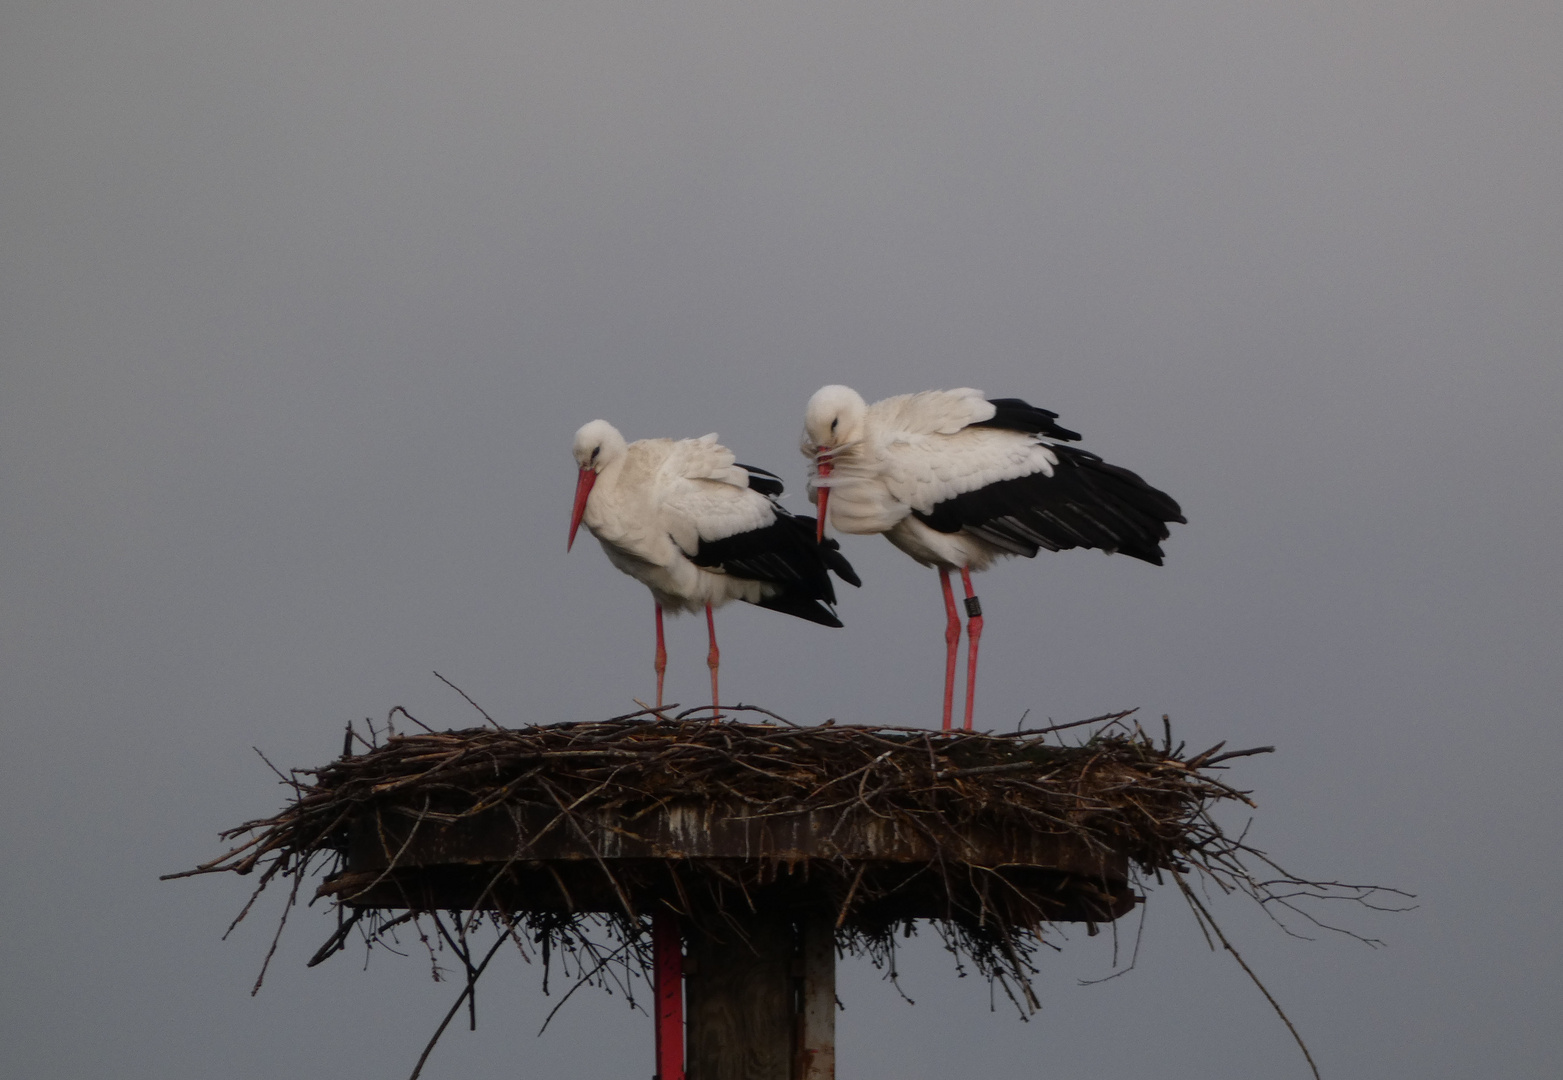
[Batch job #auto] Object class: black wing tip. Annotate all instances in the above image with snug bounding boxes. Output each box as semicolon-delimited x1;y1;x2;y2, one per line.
814;530;862;588
735;463;785;497
973;397;1082;442
753;592;844;627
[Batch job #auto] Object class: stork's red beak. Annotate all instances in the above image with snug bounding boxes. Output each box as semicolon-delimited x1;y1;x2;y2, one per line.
568;467;596;550
814;453;833;544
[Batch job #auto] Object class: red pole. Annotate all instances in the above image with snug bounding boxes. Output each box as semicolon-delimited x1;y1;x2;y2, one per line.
652;912;685;1080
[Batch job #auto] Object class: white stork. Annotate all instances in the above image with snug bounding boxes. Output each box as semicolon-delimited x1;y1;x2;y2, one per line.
802;385;1183;730
570;419;860;712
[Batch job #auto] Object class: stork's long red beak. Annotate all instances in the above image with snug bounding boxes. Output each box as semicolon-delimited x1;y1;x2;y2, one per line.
568;467;596;550
814;453;833;544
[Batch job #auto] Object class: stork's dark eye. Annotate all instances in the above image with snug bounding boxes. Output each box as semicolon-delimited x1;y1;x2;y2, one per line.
830;418;838;433
590;446;600;461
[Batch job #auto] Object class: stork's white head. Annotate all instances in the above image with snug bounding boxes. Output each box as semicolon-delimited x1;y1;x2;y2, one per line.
801;385;868;542
569;420;626;549
572;419;627;473
802;384;868;456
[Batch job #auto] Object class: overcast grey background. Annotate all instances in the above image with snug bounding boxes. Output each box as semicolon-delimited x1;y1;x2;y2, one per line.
3;2;1560;1077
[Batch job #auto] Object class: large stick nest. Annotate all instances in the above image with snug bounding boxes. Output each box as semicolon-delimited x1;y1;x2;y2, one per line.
297;708;1260;924
169;701;1406;1080
175;706;1371;996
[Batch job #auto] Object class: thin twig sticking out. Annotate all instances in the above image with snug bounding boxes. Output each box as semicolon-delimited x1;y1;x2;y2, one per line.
432;670;503;730
1174;869;1321;1080
406;924;517;1080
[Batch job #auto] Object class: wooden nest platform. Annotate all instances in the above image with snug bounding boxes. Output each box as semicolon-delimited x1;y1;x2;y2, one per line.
181;707;1277;985
312;709;1254;932
171;704;1405;1079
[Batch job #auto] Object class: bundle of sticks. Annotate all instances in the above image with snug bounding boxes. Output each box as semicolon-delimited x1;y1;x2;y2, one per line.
177;706;1265;894
168;705;1397;1031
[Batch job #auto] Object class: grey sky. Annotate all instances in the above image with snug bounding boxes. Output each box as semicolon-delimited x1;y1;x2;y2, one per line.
3;2;1560;1077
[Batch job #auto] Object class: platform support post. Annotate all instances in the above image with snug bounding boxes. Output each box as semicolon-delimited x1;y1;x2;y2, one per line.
795;915;836;1080
685;912;794;1080
682;912;836;1080
653;912;685;1080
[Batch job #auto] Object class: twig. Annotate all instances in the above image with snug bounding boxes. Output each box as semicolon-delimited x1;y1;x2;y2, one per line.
1174;870;1321;1080
407;926;516;1080
432;671;503;730
390;706;436;734
1201;746;1276;767
1004;709;1139;739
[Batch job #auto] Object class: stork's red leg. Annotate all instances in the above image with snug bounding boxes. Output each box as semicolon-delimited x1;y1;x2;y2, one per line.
960;568;983;730
705;604;721;715
939;568;961;730
654;604;668;709
652;912;685;1080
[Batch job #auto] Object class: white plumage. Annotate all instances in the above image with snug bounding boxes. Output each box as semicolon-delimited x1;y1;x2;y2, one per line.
570;419;858;711
804;388;1060;569
802;385;1183;729
575;424;770;611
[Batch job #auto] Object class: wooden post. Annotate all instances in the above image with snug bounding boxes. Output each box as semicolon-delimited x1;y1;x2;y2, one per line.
795;915;835;1080
685;912;794;1080
682;913;837;1080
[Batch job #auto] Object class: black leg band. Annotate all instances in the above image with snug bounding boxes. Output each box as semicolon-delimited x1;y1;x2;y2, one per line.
964;595;983;618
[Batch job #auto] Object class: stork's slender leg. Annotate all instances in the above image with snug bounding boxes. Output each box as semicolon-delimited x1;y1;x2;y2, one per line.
654;604;668;709
705;604;721;715
939;568;961;731
960;568;983;731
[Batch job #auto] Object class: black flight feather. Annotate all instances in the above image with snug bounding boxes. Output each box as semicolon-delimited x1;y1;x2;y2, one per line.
815;532;862;589
912;444;1185;565
686;500;861;626
969;398;1082;442
752;590;844;628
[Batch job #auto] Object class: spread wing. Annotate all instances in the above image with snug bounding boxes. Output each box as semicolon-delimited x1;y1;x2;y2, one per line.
912;444;1186;564
861;391;1181;564
878;427;1063;515
867;388;999;436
